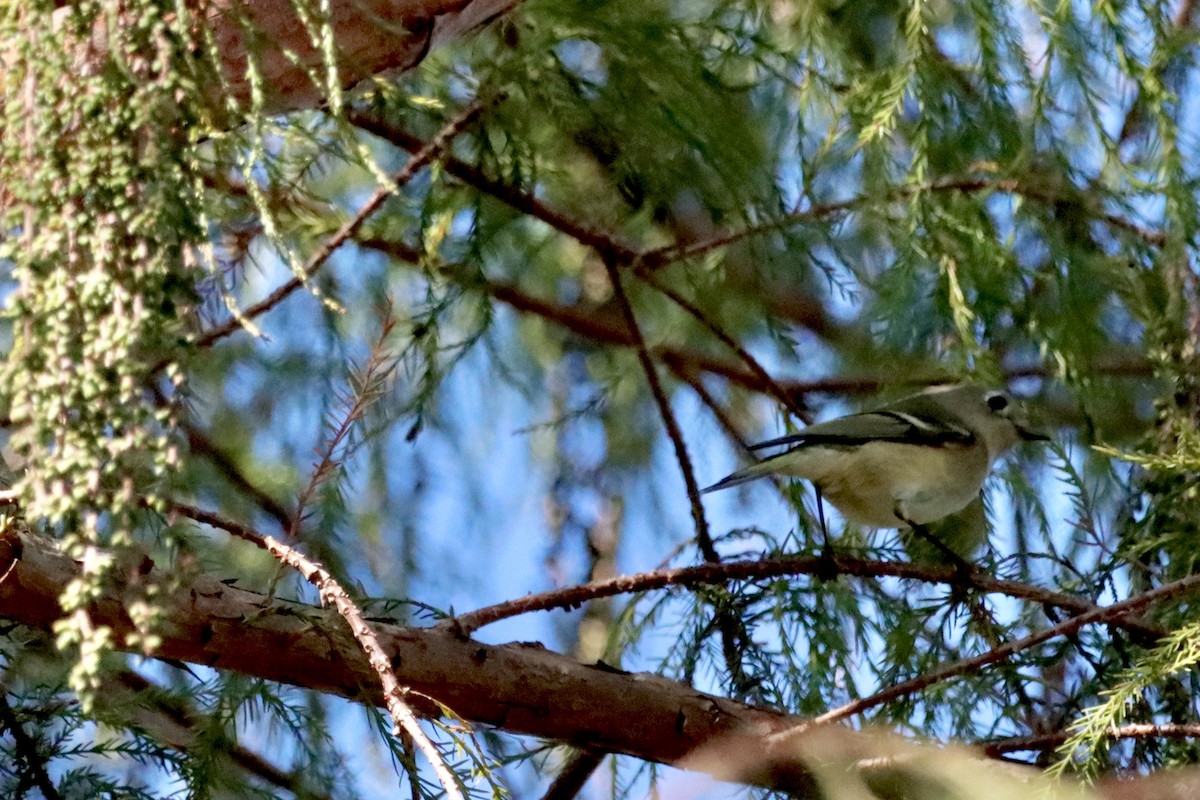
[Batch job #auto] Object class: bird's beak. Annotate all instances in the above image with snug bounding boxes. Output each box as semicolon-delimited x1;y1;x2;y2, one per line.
1016;423;1050;442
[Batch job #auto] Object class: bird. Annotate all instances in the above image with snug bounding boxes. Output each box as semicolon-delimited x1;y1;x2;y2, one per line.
702;384;1048;532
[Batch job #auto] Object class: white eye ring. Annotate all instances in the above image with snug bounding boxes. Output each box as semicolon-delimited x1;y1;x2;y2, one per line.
986;392;1010;413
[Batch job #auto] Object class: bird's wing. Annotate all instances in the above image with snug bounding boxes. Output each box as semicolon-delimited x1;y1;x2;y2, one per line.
748;395;975;451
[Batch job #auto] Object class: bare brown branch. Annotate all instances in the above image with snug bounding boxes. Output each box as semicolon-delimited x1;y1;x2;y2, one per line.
446;554;1164;640
184;422;296;532
639;175;1166;271
347;109;643;264
255;527;465;800
635;269;805;418
346;111;845;339
598;259;753;691
984;723;1200;757
189;98;489;354
540;749;606;800
800;572;1200;729
602;260;712;559
0;526;802;782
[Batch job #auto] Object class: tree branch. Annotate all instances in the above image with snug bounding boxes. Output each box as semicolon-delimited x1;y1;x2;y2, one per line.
30;0;518;117
798;571;1200;729
0;526;806;785
539;749;606;800
346;108;642;264
601;260;712;559
106;668;335;799
600;259;756;691
357;236;1154;407
639;175;1167;271
184;421;296;532
346;111;845;339
351;241;784;397
445;554;1164;640
984;722;1200;757
635;270;805;418
246;521;464;800
0;691;62;800
189;98;489;354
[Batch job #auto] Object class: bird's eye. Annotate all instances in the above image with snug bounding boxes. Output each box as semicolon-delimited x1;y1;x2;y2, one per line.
987;392;1010;412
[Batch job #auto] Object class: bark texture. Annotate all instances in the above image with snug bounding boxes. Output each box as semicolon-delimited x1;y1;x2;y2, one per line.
0;528;800;772
199;0;517;112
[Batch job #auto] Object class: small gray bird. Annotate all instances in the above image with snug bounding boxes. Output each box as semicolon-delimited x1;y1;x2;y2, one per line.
702;384;1048;529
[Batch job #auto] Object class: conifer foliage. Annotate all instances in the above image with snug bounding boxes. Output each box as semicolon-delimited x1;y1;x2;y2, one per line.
2;0;1200;797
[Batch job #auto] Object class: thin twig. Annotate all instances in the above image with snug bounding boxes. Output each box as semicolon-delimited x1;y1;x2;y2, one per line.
0;692;62;800
109;670;333;799
673;371;795;497
962;594;1043;732
289;314;397;538
672;369;760;452
355;239;1153;408
357;236;786;396
601;258;712;560
350;111;1165;276
184;422;295;532
360;234;1152;394
346;113;843;338
172;503;465;800
347;108;642;263
540;749;605;800
600;257;759;690
671;368;797;494
798;571;1200;730
635;269;804;417
1117;0;1199;146
639;175;1166;271
983;722;1200;756
444;553;1164;639
189;98;489;354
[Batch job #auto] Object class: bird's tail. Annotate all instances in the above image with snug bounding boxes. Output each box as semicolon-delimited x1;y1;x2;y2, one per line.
700;460;778;493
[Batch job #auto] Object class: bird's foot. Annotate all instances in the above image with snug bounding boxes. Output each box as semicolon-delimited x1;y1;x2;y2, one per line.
814;541;840;582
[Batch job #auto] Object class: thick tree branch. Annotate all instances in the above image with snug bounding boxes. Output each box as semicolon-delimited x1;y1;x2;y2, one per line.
205;0;518;113
196;507;464;800
21;0;518;117
0;527;805;785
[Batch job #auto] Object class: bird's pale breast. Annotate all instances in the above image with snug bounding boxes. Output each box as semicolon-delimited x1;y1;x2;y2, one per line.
772;440;990;528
